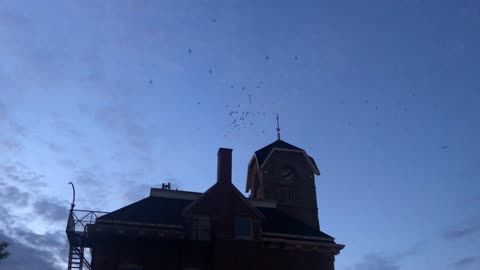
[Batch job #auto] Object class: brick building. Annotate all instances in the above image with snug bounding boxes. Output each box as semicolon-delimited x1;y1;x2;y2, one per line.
76;139;344;270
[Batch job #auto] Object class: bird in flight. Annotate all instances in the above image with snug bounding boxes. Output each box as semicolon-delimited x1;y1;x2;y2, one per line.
188;48;192;54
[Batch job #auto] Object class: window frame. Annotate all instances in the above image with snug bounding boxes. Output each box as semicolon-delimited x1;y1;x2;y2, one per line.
191;215;211;241
234;216;253;240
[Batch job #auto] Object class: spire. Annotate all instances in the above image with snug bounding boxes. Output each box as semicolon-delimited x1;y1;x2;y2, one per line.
276;113;281;140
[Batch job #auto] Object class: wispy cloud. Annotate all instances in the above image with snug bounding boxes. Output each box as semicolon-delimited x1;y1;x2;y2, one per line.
0;228;66;270
0;165;68;268
33;198;69;222
71;168;109;209
94;103;155;168
0;162;45;188
443;217;480;240
50;119;85;139
443;225;480;240
452;256;478;268
351;254;400;270
0;182;30;208
95;104;151;152
0;102;27;152
0;101;7;120
56;158;76;169
0;102;27;136
348;246;419;270
0;138;22;152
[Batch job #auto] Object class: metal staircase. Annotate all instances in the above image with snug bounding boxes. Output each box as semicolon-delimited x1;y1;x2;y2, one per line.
67;246;91;270
66;183;108;270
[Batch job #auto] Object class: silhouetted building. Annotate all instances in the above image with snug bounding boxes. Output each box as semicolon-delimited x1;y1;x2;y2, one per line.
67;139;344;270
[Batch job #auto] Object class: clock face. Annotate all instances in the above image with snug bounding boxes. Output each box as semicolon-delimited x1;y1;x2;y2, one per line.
280;167;296;184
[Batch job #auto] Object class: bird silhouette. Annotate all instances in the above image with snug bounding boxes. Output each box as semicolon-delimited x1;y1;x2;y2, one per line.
209;69;212;74
265;56;270;60
188;48;192;54
149;80;153;84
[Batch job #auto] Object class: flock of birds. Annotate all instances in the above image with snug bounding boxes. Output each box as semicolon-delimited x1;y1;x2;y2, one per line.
147;18;449;150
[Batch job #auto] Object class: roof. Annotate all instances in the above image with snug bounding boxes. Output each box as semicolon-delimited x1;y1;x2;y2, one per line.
96;193;333;242
258;207;334;241
182;182;264;220
97;196;192;225
254;140;304;165
251;139;320;175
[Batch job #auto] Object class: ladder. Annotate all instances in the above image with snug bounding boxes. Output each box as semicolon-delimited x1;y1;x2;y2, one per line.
67;246;91;270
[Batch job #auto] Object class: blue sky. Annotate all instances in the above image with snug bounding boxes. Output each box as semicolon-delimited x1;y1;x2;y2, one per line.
1;1;479;269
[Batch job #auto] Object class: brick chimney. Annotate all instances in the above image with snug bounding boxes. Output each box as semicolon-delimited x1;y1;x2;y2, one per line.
217;148;232;183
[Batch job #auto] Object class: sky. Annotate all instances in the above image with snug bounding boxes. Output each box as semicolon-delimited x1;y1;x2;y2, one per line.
0;0;479;269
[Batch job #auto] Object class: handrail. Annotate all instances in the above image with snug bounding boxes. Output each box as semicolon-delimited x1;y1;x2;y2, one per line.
66;209;110;235
71;209;110;214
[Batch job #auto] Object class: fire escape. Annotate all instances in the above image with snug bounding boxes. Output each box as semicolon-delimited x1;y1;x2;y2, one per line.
66;183;108;270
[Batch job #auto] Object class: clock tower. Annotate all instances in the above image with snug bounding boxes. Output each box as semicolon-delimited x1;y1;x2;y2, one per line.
245;139;321;229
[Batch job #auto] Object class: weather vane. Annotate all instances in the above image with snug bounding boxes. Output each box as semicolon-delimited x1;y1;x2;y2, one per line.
276;113;281;140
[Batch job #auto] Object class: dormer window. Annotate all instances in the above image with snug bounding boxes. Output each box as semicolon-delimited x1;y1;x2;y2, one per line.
191;216;211;241
235;216;253;240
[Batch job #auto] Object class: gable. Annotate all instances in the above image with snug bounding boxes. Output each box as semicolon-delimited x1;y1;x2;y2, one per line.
183;182;263;220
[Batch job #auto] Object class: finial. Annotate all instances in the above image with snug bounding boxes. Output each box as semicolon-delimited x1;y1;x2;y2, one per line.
276;113;281;140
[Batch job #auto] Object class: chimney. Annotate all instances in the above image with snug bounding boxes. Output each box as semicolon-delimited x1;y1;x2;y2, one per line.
217;148;232;183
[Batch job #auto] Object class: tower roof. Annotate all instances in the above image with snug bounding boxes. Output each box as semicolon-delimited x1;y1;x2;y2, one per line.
246;139;320;196
253;140;319;173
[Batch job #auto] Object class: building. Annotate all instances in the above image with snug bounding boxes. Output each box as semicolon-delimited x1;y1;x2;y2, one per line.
66;139;345;270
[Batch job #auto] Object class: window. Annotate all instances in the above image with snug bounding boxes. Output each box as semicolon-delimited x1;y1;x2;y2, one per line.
235;216;253;240
191;216;211;241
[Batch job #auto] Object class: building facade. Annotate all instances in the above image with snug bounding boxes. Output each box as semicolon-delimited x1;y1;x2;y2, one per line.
83;140;344;270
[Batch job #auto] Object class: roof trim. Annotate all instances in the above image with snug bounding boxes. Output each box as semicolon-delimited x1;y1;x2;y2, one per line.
247;199;277;208
150;188;201;200
263;236;345;253
247;154;260;169
97;219;184;229
245;155;260;192
262;232;332;241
